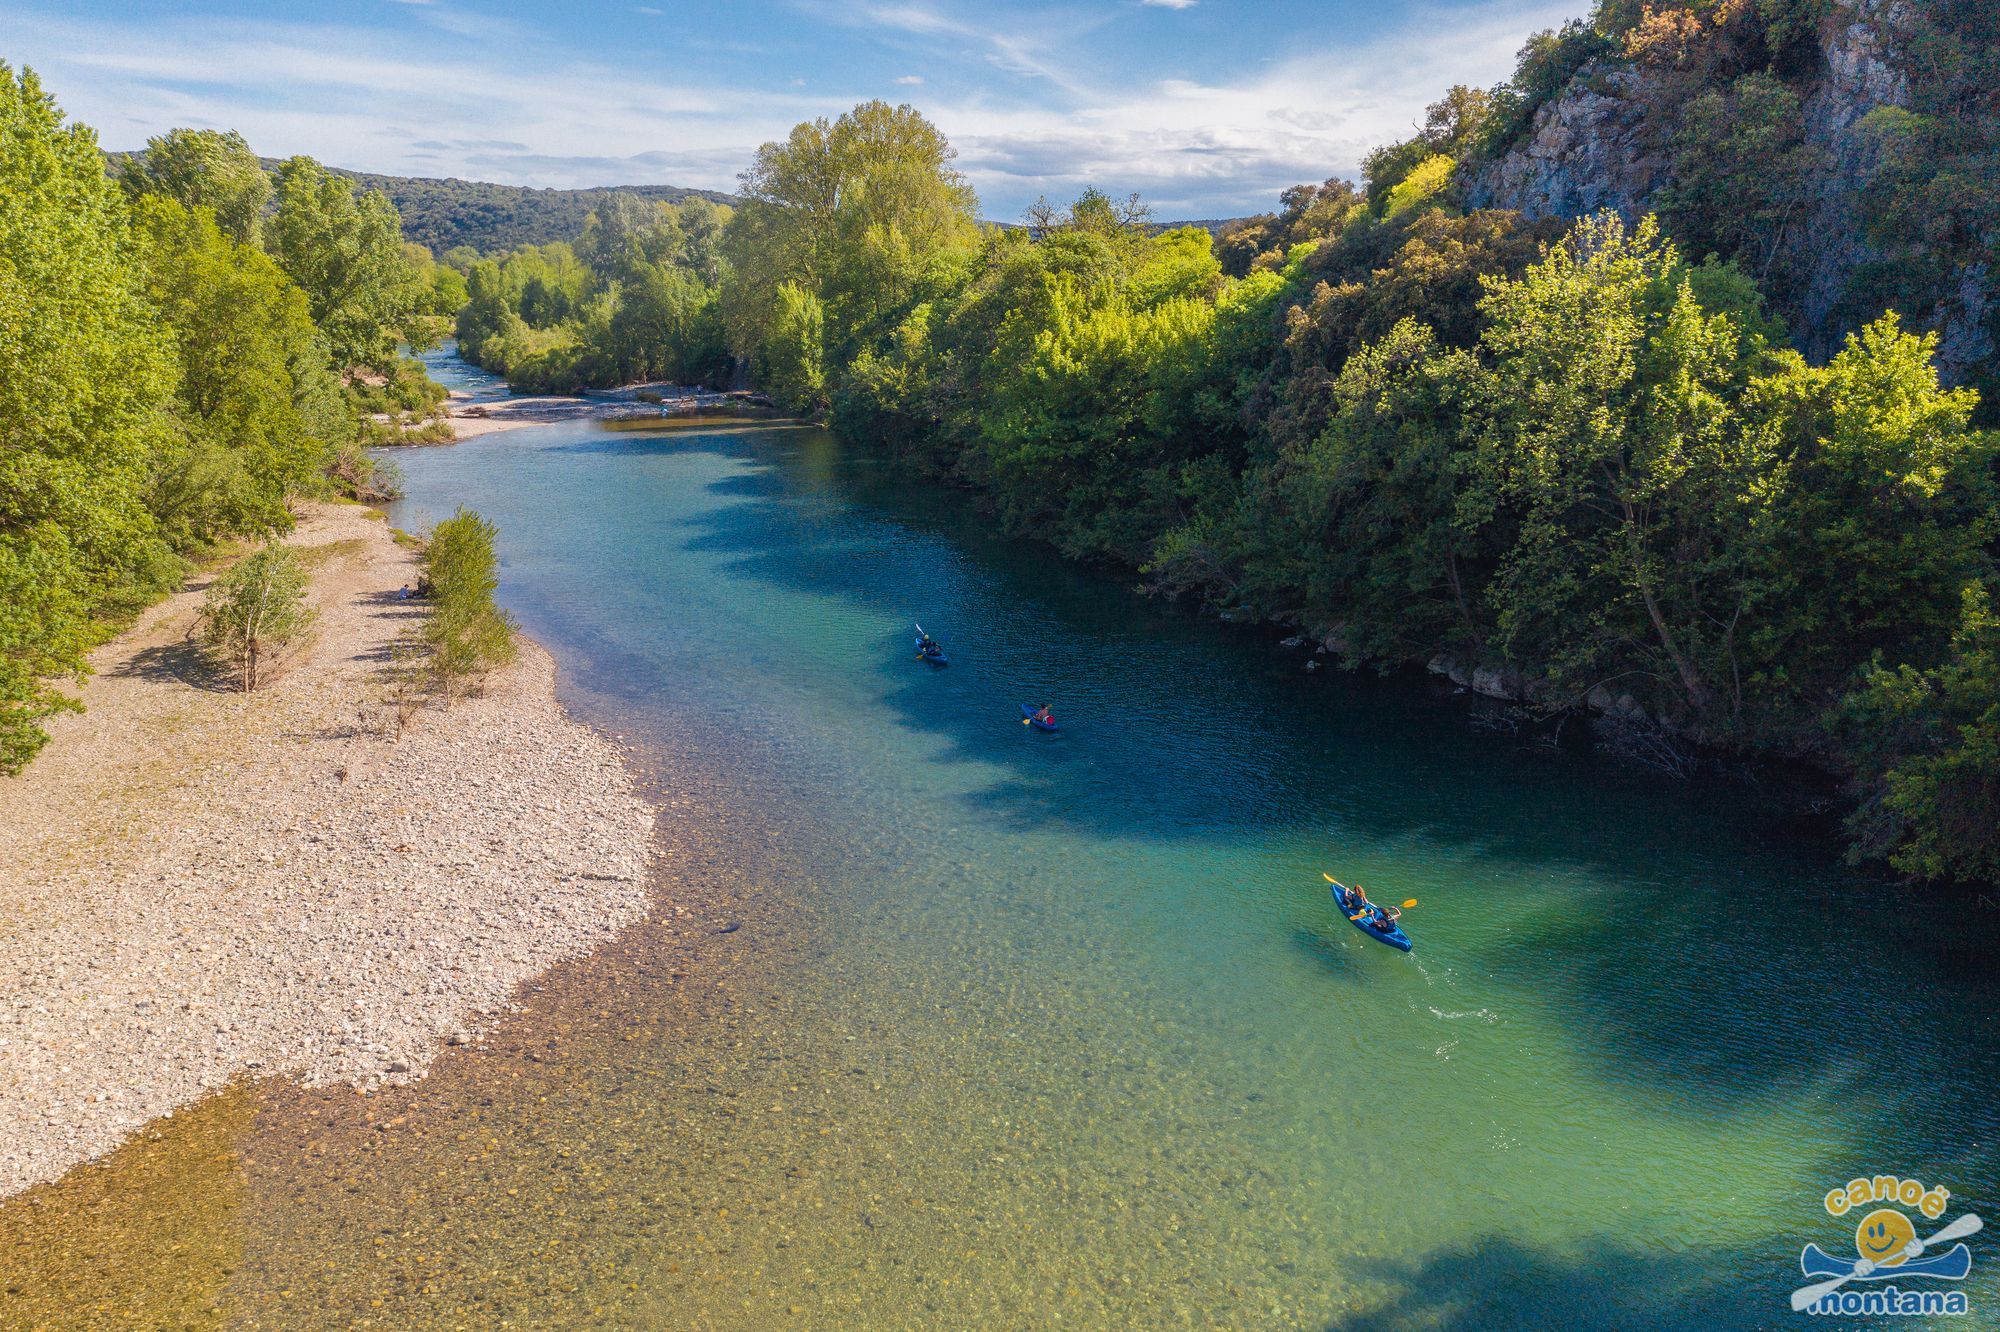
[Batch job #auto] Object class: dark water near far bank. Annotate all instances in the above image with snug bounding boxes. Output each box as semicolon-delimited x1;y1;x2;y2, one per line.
7;372;1998;1329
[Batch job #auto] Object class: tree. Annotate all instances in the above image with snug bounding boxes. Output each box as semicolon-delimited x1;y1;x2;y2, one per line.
1657;73;1822;284
760;282;827;411
422;509;516;695
118;128;271;245
1469;213;1771;723
200;543;316;692
725;101;979;360
268;156;421;368
1263;319;1491;659
133;196;344;546
1421;85;1495;157
1737;315;1996;726
1837;584;2000;882
0;63;177;771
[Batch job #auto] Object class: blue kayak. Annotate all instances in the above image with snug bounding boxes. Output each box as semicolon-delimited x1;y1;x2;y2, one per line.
1328;878;1412;951
915;637;948;665
1021;704;1059;731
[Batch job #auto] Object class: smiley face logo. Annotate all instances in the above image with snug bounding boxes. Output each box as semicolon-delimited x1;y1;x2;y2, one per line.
1855;1207;1918;1267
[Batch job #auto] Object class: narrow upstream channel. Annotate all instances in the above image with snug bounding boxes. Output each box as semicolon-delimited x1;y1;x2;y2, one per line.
7;369;1997;1329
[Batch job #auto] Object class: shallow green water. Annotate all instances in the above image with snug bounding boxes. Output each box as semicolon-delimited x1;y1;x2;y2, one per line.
356;407;2000;1329
11;372;1996;1329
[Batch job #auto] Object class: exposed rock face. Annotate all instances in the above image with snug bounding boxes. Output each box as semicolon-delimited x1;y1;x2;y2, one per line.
1466;0;1992;381
1794;0;1913;358
1464;66;1673;223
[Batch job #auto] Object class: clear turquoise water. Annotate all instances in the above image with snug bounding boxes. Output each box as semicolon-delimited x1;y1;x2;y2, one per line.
352;395;2000;1328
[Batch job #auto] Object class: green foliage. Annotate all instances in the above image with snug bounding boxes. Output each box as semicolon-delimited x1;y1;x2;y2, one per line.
1657;73;1821;282
117;128;271;245
760;282;827;411
199;542;316;692
1469;214;1773;716
1245;319;1489;658
1214;178;1362;278
1735;315;1996;725
133;196;344;546
333;173;734;256
0;63;177;771
1382;155;1457;220
421;509;516;693
269;156;423;369
0;77;430;767
726;100;979;367
1836;584;2000;882
453;202;737;393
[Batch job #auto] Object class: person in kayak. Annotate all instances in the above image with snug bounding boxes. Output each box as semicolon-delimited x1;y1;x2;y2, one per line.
1033;704;1055;724
917;634;939;656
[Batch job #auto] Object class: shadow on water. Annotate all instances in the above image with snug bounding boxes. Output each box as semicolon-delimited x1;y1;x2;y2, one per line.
633;424;2000;1158
1323;1234;1748;1332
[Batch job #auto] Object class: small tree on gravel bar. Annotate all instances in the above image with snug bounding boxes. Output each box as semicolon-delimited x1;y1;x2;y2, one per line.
422;508;516;696
200;543;316;691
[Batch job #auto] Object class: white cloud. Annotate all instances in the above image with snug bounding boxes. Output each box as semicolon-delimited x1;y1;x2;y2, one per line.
894;74;924;85
2;0;1578;217
1140;0;1198;9
923;0;1578;215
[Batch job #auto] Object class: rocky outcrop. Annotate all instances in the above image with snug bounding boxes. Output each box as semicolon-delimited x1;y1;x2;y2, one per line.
1466;0;1993;382
1464;66;1674;223
1794;0;1913;358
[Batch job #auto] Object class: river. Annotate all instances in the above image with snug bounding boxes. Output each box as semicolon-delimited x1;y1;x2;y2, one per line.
6;358;1998;1329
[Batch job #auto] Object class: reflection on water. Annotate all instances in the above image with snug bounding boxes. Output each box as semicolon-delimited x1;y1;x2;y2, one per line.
4;404;1997;1330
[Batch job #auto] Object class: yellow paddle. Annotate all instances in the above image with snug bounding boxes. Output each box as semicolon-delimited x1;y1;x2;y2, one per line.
1321;873;1415;908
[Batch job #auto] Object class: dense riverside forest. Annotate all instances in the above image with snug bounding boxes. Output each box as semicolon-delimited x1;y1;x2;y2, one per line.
451;2;1999;885
0;68;452;770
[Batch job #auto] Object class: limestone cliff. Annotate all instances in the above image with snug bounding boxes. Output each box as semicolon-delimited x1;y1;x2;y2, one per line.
1466;0;1993;380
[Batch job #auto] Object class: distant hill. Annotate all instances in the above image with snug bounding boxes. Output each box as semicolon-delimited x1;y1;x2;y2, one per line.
107;146;736;256
327;171;737;256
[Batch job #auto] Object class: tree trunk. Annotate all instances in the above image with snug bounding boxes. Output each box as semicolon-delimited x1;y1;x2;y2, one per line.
1620;499;1709;713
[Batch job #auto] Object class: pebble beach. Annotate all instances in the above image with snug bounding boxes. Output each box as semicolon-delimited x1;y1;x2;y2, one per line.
0;500;660;1199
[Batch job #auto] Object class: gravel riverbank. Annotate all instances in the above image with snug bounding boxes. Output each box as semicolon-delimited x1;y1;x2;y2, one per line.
0;501;659;1198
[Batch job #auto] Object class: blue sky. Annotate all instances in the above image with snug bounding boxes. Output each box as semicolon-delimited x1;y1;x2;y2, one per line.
4;0;1584;219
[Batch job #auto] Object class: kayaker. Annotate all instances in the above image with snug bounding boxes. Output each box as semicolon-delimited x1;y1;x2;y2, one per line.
1033;704;1055;724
